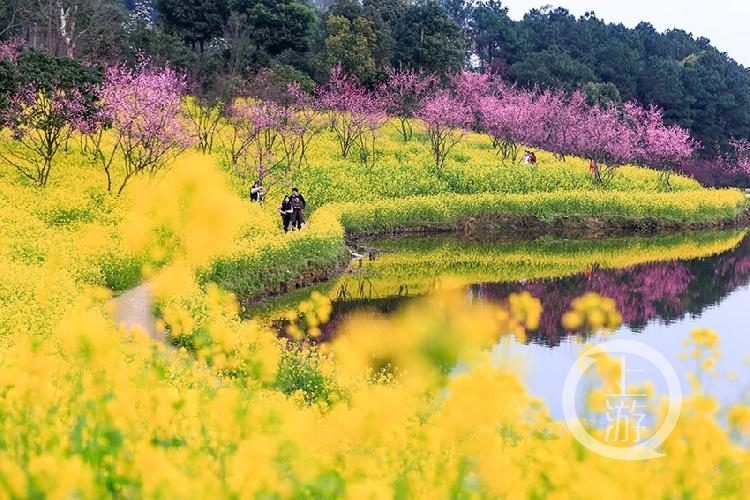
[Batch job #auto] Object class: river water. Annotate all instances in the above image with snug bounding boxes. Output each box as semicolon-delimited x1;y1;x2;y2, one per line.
476;233;750;419
260;229;750;419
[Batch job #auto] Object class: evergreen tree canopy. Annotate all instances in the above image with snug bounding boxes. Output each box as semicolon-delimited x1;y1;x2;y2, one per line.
394;0;464;75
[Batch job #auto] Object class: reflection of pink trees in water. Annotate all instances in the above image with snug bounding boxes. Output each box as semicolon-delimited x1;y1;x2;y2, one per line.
518;261;692;344
589;262;692;324
715;250;750;291
475;238;750;346
296;236;750;345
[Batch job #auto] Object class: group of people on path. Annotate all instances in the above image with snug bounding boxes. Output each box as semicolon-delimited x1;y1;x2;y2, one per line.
248;181;306;233
278;188;306;232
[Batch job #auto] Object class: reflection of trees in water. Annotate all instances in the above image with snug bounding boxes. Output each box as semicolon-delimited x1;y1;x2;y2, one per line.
474;236;750;346
307;235;750;345
313;295;408;342
318;278;441;340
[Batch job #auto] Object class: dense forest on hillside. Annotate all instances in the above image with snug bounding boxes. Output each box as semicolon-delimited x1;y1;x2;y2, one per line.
1;0;749;158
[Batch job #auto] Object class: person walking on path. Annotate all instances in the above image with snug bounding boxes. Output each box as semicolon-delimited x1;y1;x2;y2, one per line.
278;195;293;232
250;180;264;202
290;187;306;231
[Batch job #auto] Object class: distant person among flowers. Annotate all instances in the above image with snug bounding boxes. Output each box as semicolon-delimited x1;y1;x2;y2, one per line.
278;195;293;233
290;187;306;230
250;180;264;202
529;151;537;165
522;150;532;165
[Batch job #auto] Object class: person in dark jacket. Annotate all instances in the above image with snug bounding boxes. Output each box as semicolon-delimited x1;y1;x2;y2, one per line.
290;187;306;230
278;195;293;232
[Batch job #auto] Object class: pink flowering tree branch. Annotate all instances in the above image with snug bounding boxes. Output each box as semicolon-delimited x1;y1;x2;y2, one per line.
184;95;225;154
685;139;750;187
451;70;497;132
317;65;387;167
729;139;750;178
223;99;255;171
223;91;316;191
90;63;192;195
282;83;324;172
234;71;324;187
223;99;282;184
249;101;290;189
479;84;538;161
626;103;697;189
0;86;87;187
417;90;473;171
577;101;634;185
532;89;588;162
381;67;437;142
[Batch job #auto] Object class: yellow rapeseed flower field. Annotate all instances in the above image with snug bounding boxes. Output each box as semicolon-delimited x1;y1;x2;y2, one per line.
0;121;748;498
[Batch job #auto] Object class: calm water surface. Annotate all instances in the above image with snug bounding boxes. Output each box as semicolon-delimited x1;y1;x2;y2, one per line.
320;232;750;418
478;235;750;418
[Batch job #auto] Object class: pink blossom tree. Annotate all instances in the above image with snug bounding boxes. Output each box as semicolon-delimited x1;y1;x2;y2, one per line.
317;65;387;167
576;102;634;185
381;67;437;142
532;89;588;161
248;101;289;187
479;84;538;161
450;70;496;132
677;158;741;187
515;89;684;186
417;90;473;170
0;38;87;187
223;99;286;185
687;139;750;187
223;84;320;191
450;71;496;107
0;86;87;187
281;82;323;171
626;103;697;189
729;138;750;178
90;63;192;194
241;74;323;171
184;95;224;154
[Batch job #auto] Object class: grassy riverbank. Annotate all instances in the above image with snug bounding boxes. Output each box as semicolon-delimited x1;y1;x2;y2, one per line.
204;187;747;298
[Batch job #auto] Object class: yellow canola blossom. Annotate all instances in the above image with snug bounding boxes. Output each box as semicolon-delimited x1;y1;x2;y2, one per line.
0;117;749;498
562;292;623;333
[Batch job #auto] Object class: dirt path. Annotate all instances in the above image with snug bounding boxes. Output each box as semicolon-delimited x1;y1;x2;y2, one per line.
111;283;164;343
111;283;225;388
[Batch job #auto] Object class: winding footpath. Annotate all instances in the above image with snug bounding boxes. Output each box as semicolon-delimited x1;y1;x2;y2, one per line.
111;283;162;343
